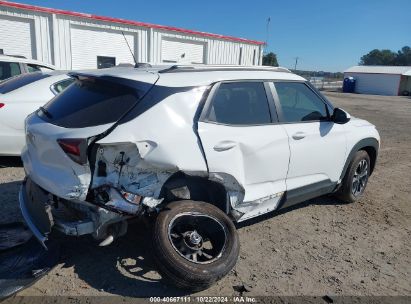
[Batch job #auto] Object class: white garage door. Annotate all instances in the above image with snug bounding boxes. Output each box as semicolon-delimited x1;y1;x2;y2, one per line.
0;16;34;59
162;38;204;64
346;73;401;96
71;25;136;70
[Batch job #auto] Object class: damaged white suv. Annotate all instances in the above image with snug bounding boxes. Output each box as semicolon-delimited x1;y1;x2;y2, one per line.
20;65;380;290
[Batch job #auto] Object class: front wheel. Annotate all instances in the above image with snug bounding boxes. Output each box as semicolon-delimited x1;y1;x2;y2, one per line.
337;150;371;203
152;200;239;291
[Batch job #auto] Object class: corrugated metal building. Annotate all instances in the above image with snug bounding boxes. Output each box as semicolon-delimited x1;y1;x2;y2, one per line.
0;1;264;70
344;66;411;96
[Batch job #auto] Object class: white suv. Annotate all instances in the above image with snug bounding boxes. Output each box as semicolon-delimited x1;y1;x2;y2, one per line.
0;55;55;81
20;65;380;290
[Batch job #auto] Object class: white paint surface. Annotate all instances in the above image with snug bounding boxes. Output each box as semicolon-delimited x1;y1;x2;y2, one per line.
198;122;290;202
281;121;347;189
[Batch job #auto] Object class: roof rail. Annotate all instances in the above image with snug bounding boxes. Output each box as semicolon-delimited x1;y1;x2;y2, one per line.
158;65;291;74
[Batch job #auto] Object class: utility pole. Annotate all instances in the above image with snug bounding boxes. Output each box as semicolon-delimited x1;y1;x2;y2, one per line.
264;17;271;54
294;57;299;71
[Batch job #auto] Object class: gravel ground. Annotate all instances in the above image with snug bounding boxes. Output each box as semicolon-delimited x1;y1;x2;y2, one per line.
0;92;410;297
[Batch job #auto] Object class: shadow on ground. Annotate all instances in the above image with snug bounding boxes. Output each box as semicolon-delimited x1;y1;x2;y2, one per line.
0;181;24;224
57;220;189;297
0;157;23;168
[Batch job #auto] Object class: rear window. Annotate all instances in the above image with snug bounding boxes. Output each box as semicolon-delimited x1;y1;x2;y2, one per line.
0;72;50;94
39;77;150;128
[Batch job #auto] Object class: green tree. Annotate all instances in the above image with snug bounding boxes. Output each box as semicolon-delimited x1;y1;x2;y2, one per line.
262;52;279;67
360;46;411;66
360;49;397;65
395;46;411;65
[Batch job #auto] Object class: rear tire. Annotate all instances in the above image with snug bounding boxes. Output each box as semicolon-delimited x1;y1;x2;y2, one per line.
338;150;371;203
152;200;239;291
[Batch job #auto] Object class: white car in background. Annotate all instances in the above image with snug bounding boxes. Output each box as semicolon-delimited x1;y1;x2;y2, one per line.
0;71;73;155
0;54;56;81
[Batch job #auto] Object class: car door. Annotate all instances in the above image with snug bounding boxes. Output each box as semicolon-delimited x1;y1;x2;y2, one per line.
270;81;347;204
198;81;290;219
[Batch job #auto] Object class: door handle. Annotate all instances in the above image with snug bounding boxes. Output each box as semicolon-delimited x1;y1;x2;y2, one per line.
292;132;306;140
213;141;237;152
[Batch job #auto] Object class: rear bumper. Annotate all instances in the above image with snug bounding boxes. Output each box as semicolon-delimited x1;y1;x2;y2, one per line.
19;177;129;248
19;177;95;248
19;180;48;248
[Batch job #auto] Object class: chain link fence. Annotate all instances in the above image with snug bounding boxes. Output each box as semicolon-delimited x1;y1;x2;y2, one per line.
309;78;343;91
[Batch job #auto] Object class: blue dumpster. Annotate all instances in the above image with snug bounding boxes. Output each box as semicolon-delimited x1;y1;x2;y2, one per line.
343;77;356;93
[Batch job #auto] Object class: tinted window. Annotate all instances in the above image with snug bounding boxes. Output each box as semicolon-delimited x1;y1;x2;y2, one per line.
274;82;328;122
0;72;49;94
207;82;271;125
27;64;41;73
51;78;74;94
40;78;148;128
0;61;21;81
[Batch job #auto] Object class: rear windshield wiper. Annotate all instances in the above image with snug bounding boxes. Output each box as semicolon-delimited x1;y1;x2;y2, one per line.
39;106;53;119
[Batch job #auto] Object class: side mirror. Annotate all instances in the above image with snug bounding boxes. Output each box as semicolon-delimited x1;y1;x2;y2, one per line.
332;108;351;124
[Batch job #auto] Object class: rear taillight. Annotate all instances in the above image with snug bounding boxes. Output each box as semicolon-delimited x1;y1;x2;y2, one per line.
0;103;4;109
57;138;88;165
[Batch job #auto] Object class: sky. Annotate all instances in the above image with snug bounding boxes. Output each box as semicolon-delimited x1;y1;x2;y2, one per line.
11;0;411;72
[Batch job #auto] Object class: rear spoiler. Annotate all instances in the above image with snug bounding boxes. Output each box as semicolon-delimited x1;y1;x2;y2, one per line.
67;72;157;92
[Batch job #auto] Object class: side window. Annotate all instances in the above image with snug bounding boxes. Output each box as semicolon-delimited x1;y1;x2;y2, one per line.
51;78;74;95
27;64;42;73
207;82;271;125
0;61;21;81
274;82;329;122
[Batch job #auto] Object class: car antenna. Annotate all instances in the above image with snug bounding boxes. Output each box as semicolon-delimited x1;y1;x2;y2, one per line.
121;31;137;66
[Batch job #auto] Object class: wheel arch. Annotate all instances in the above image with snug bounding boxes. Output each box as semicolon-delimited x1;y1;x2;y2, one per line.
340;137;379;180
361;145;377;174
159;172;229;214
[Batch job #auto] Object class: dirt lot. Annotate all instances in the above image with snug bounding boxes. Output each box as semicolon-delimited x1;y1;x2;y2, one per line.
0;92;410;298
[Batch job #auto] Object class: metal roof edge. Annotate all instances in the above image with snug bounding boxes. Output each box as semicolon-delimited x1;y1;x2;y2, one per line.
0;0;265;45
344;65;411;75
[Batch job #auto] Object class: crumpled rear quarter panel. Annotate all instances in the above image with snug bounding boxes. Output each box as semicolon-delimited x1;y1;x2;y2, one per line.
95;86;209;190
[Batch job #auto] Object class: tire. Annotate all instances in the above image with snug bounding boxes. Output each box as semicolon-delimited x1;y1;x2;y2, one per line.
152;200;239;291
338;150;371;203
